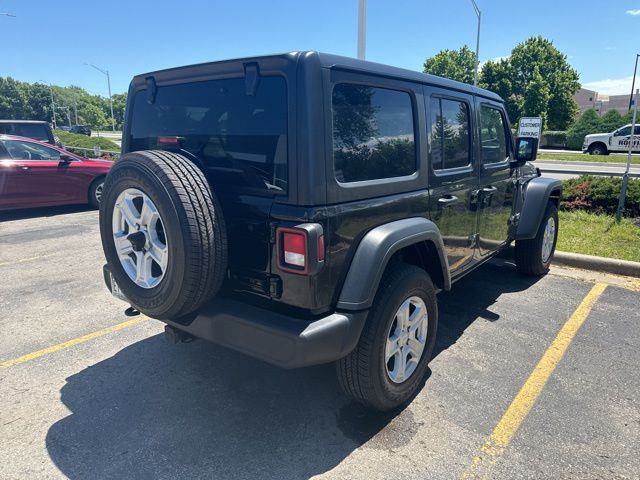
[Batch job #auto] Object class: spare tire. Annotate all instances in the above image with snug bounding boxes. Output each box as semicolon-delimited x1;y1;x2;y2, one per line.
99;150;227;319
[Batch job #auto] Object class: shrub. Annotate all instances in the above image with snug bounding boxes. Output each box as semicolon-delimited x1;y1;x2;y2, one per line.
55;129;119;152
539;130;567;148
566;109;601;150
562;175;640;218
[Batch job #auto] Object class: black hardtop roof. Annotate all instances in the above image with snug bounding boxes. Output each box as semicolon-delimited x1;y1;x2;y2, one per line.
0;120;50;124
134;51;503;102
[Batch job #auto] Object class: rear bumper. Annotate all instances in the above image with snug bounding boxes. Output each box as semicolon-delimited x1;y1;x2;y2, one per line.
103;265;367;369
166;299;367;369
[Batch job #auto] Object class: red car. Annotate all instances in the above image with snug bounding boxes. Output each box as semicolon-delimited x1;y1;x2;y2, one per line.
0;135;113;211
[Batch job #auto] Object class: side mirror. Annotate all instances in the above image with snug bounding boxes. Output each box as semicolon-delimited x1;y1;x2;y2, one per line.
513;137;538;165
59;154;73;163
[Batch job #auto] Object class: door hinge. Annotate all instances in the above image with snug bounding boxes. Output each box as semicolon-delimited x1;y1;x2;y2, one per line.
468;233;479;248
508;213;520;226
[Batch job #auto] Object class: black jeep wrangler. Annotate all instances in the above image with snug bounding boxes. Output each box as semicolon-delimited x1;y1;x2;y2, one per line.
100;52;561;411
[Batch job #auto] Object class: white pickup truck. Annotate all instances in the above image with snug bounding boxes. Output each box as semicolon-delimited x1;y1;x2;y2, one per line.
583;124;640;155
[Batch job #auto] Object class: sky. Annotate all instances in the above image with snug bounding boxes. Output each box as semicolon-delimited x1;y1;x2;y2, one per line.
1;0;639;97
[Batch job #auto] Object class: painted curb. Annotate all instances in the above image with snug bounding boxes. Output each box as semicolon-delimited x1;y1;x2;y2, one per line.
501;247;640;278
552;250;640;278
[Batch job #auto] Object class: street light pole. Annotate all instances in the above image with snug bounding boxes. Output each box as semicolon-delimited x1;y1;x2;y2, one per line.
357;0;366;60
84;62;116;132
470;0;481;87
629;54;639;112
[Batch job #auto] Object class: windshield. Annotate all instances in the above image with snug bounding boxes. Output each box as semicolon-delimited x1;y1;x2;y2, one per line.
129;76;288;194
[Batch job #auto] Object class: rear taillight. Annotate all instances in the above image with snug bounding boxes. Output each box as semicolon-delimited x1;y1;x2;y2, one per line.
276;225;325;275
283;231;306;268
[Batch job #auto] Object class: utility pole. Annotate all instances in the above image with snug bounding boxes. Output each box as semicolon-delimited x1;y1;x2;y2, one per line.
73;100;78;125
616;88;639;221
629;54;639;112
357;0;366;60
470;0;481;87
84;62;116;132
39;80;57;128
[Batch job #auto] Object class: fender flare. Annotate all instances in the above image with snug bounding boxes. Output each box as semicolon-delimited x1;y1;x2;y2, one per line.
515;176;562;240
336;217;451;311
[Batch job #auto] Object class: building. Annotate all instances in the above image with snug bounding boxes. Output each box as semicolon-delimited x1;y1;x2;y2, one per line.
574;88;631;115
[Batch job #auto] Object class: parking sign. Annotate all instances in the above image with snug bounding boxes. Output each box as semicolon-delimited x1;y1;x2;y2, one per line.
518;117;543;139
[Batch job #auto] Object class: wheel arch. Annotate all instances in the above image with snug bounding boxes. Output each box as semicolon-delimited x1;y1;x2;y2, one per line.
336;217;451;311
88;174;107;202
515;177;562;240
588;141;608;154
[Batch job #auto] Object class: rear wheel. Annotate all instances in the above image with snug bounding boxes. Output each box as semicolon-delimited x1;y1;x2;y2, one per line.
515;202;558;276
336;263;438;411
99;150;227;319
88;177;105;209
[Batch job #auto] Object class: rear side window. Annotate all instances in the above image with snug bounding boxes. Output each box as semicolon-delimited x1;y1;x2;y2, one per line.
429;98;471;170
480;106;509;164
332;84;416;183
0;123;50;142
129;76;288;194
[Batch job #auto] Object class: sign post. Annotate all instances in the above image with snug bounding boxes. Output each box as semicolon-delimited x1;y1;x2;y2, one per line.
616;89;639;221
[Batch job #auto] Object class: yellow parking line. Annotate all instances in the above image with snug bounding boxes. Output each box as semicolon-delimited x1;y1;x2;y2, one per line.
0;316;148;368
461;282;607;479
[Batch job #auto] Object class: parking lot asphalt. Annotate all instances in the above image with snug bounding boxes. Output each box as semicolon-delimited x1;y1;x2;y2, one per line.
1;207;638;480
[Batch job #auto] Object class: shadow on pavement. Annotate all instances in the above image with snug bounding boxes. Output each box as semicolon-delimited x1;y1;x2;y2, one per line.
434;259;541;358
45;259;541;479
0;204;93;222
46;334;408;479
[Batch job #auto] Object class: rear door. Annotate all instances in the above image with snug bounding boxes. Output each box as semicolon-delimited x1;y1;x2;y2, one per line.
476;102;515;256
127;67;291;298
425;87;479;275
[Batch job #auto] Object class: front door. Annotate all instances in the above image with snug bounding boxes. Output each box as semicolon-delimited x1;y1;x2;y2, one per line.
425;88;479;276
611;125;640;152
476;103;515;256
0;139;76;207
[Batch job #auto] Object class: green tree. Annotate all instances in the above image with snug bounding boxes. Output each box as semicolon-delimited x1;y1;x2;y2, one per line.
566;109;601;150
599;110;624;133
522;66;550;127
111;93;127;130
424;36;581;129
0;77;29;119
423;45;477;84
509;36;579;130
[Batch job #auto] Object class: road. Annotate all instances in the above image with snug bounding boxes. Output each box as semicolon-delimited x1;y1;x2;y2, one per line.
1;207;639;479
538;159;640;180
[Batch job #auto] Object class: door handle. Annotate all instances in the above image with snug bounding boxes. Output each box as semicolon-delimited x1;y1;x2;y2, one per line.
18;166;30;172
482;186;497;194
438;195;458;207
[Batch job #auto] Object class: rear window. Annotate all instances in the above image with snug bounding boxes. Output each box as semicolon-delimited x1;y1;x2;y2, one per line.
129;76;288;194
0;123;51;142
332;84;416;183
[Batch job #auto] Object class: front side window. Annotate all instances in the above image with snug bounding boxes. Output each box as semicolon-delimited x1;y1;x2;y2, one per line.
130;76;288;193
480;105;509;164
332;84;416;183
429;98;471;170
1;140;61;160
617;126;631;136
